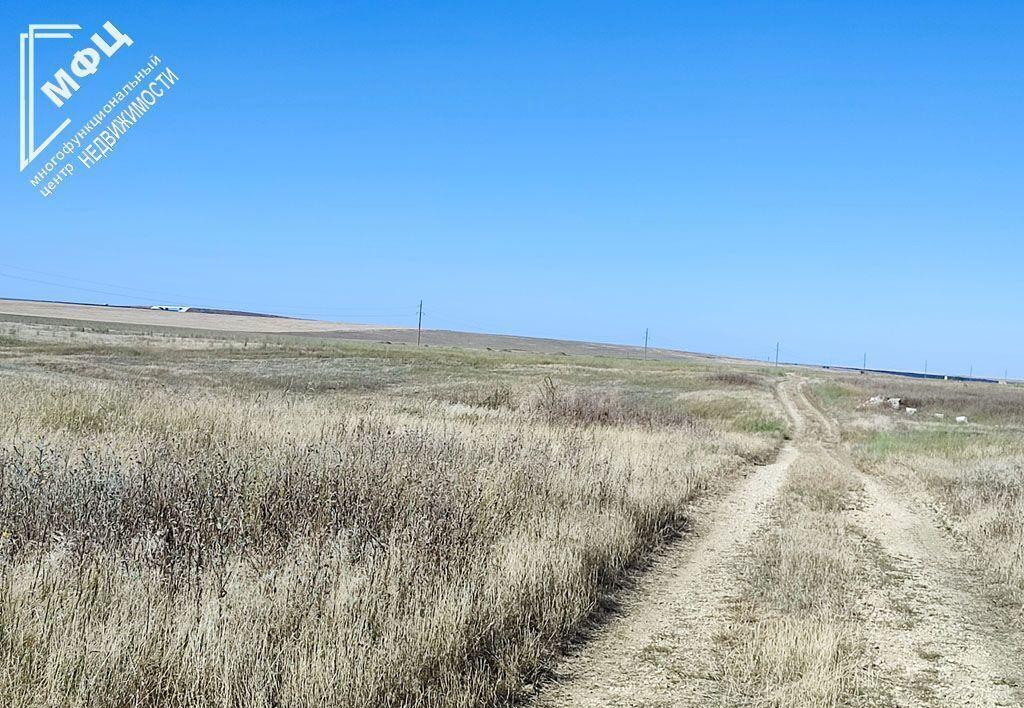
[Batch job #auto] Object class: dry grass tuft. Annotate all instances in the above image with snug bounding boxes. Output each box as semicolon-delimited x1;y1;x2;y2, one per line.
705;371;762;388
529;377;701;428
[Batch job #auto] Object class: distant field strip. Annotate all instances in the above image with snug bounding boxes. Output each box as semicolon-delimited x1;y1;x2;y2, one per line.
0;299;393;333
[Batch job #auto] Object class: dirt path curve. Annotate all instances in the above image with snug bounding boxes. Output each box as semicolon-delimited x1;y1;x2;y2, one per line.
789;384;1024;707
536;378;1023;708
533;379;804;707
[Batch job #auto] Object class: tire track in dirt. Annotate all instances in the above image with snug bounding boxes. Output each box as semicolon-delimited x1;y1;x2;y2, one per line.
795;379;840;444
791;384;1024;707
534;380;804;707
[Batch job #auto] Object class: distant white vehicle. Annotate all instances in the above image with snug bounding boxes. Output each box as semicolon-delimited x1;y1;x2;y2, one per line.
150;305;191;313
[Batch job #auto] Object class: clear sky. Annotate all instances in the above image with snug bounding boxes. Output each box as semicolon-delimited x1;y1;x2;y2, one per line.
2;1;1021;377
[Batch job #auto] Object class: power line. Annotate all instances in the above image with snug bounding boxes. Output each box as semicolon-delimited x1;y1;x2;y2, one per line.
0;262;414;316
0;261;200;304
423;310;498;333
3;262;1020;374
0;265;410;321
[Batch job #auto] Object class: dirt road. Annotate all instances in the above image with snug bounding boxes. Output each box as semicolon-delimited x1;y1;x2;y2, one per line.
792;383;1023;707
534;380;803;707
536;377;1023;707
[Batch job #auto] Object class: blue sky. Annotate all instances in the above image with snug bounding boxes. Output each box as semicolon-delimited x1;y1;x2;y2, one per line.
2;1;1021;377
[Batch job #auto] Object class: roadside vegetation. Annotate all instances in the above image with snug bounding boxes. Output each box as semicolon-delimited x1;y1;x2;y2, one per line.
813;374;1024;628
858;426;1024;624
0;319;784;707
711;371;1024;706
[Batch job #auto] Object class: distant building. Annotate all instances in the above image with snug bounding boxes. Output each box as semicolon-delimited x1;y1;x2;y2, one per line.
150;305;191;313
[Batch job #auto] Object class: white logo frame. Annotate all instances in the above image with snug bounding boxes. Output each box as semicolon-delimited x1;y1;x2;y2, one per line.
19;24;81;172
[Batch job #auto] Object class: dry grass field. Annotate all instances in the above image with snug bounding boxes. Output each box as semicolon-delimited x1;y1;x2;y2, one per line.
2;311;1022;707
0;316;784;707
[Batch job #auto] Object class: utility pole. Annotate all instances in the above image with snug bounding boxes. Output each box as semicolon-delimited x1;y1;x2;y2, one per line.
417;300;423;346
775;342;779;367
925;359;928;375
862;352;867;373
644;328;649;361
